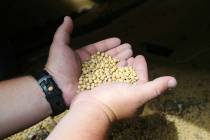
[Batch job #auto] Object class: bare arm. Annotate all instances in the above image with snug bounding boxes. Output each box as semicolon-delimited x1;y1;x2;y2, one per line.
0;16;133;138
0;76;52;138
47;101;110;140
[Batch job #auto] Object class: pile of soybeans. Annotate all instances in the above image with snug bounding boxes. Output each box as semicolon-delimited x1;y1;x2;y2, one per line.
6;52;139;140
78;52;138;91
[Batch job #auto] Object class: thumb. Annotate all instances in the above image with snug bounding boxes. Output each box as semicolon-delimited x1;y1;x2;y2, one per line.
136;76;177;103
52;16;73;46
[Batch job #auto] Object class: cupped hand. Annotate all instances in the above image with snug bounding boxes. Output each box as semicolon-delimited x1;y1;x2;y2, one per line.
45;16;133;106
71;56;177;122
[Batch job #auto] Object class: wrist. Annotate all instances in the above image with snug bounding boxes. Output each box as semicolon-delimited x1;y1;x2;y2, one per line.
30;76;53;114
48;100;111;140
71;94;117;123
70;101;111;124
33;70;67;116
68;100;111;137
44;67;76;106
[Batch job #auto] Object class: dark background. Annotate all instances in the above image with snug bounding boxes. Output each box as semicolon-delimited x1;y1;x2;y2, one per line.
0;0;210;79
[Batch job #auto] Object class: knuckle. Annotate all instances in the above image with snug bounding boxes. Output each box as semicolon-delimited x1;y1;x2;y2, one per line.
153;86;161;97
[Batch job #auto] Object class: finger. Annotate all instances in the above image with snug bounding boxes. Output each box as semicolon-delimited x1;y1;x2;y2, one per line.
113;47;133;61
77;38;121;61
133;55;148;84
106;43;132;57
52;16;73;46
84;37;121;54
117;60;128;67
135;76;177;103
113;50;133;61
127;57;134;66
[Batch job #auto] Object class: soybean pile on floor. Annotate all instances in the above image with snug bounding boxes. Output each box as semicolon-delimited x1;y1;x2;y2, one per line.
78;52;138;91
6;52;139;140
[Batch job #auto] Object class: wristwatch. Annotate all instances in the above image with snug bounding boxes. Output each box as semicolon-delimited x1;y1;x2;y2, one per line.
33;70;67;116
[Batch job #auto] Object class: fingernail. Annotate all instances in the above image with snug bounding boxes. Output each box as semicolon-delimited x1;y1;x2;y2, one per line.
64;16;68;22
168;78;177;88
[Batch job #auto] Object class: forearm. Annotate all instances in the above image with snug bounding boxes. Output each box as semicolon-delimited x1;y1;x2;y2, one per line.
47;101;110;140
0;76;52;138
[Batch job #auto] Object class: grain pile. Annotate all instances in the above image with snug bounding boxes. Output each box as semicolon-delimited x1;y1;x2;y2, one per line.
5;112;68;140
78;52;138;91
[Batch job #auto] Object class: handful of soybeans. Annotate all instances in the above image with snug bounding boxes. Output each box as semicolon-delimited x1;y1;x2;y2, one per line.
78;52;139;91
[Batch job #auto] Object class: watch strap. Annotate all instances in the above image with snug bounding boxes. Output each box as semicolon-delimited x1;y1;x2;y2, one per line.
33;70;67;116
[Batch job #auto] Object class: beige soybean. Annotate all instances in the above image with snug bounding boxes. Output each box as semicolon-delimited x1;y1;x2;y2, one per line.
78;52;138;91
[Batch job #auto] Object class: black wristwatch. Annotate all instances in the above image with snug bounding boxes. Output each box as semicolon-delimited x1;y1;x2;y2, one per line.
33;70;67;116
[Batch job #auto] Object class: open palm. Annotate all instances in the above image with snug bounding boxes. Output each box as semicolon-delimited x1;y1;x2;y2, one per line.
45;17;133;106
71;55;177;121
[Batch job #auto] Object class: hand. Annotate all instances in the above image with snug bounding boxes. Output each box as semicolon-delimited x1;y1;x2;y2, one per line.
71;56;177;122
45;16;133;106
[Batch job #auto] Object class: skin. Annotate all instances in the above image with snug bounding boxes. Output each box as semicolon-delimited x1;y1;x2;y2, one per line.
47;56;177;140
0;16;177;139
0;16;134;138
46;17;133;106
46;17;177;140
